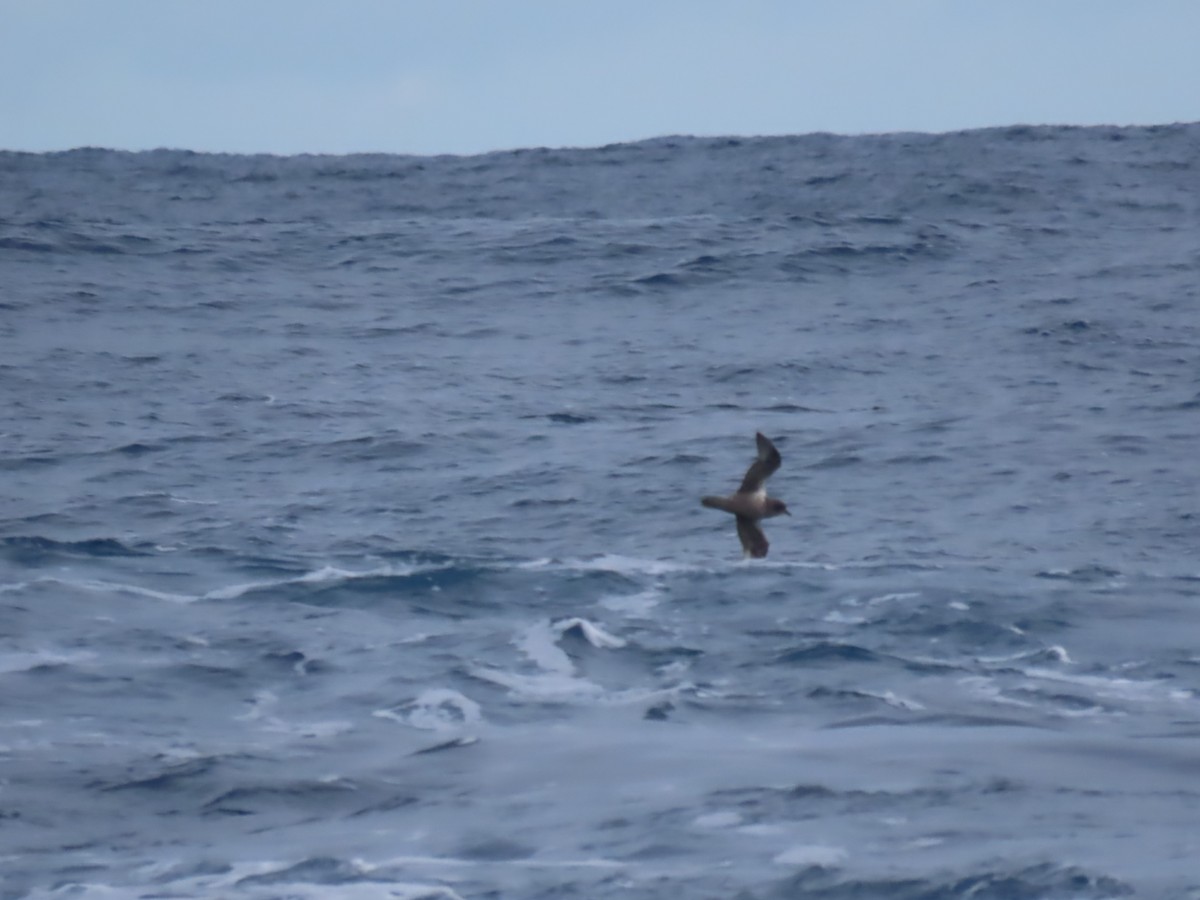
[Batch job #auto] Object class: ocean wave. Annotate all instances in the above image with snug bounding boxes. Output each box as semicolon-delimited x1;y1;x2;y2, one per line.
1;534;150;563
17;574;194;604
6;126;1200;898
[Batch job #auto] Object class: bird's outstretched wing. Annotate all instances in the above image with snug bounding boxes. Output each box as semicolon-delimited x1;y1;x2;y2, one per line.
736;515;769;558
737;432;782;494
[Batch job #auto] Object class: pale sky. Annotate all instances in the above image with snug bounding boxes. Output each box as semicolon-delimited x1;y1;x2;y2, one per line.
2;0;1198;156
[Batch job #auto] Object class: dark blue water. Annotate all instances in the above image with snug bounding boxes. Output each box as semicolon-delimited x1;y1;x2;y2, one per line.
3;125;1200;899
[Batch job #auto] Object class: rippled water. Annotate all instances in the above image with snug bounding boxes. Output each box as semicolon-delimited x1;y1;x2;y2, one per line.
3;125;1200;898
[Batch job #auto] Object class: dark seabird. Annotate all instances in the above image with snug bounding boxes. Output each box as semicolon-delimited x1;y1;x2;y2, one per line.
701;432;790;558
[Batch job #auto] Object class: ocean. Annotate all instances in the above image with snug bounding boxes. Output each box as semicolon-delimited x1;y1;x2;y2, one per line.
2;124;1199;899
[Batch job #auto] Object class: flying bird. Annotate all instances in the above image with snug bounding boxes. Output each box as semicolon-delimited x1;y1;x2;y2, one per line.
701;432;790;558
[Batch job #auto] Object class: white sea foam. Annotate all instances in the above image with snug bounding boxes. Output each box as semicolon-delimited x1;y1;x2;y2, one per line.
378;688;484;732
232;688;353;737
21;884;138;899
203;579;276;601
738;822;787;836
555;617;626;649
235;689;279;722
203;561;423;601
518;553;832;577
166;494;219;505
772;843;848;866
123;858;469;900
1044;645;1071;663
599;684;691;708
469;665;607;702
958;676;1037;708
482;617;633;702
515;617;626;674
979;644;1072;666
563;554;697;576
0;648;96;675
598;588;662;617
517;620;575;674
866;591;920;605
694;810;743;828
823;610;867;625
905;836;946;849
38;575;193;604
863;689;925;711
1024;667;1192;705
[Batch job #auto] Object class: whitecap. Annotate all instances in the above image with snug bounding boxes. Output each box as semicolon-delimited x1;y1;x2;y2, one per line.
235;690;354;738
378;688;483;732
516;620;575;674
772;843;848;866
38;575;193;604
203;579;278;601
905;836;946;849
0;648;96;675
150;858;469;899
823;610;867;625
958;675;1037;708
978;644;1072;666
203;561;417;601
598;588;661;617
1024;667;1190;705
298;564;380;583
1044;645;1072;663
513;557;556;570
737;822;787;836
866;591;920;605
694;810;743;828
520;553;833;577
863;689;925;711
554;617;626;649
376;853;625;875
563;554;697;577
599;683;691;708
514;617;626;677
468;665;606;702
235;689;279;722
166;494;218;505
18;882;134;899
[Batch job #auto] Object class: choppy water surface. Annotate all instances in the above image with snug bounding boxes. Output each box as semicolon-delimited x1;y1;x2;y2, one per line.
3;125;1200;898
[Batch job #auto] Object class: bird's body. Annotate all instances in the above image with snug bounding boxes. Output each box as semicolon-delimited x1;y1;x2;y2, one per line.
701;432;790;558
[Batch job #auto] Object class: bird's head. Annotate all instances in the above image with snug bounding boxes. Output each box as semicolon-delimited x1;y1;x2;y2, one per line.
766;499;791;518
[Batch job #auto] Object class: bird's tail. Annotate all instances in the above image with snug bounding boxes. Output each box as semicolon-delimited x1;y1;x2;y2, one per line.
701;496;735;513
